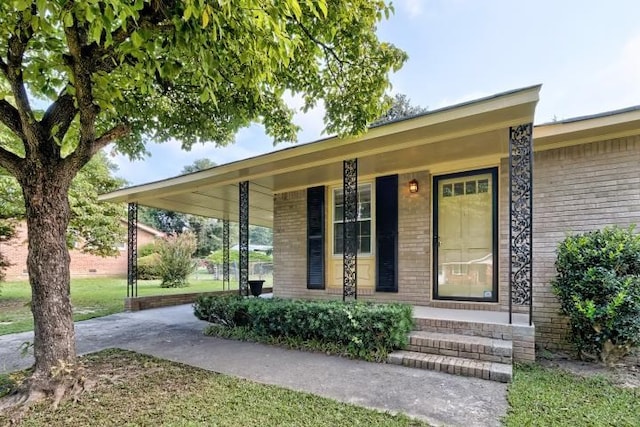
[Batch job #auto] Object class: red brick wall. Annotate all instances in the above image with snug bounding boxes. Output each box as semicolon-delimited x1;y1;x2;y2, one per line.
1;222;158;281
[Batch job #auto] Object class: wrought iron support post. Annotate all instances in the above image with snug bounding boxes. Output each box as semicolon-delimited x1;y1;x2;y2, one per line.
343;159;358;301
222;219;230;291
509;124;533;325
239;181;249;296
127;202;138;298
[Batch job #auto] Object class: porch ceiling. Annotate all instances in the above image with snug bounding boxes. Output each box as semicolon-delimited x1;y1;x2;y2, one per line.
99;85;541;226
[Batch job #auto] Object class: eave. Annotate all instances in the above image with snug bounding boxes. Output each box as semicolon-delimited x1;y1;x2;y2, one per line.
99;85;542;227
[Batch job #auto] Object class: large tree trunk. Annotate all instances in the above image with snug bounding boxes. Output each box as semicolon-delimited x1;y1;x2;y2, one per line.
21;167;76;388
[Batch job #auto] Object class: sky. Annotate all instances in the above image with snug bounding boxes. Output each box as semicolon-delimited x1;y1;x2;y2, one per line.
113;0;640;185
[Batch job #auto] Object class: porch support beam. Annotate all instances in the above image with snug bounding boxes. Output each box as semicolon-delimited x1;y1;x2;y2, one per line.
509;123;533;325
222;219;230;290
343;158;358;301
127;202;138;298
239;181;249;296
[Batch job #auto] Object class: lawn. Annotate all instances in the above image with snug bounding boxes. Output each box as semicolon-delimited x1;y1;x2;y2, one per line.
0;349;425;427
505;363;640;426
0;272;239;336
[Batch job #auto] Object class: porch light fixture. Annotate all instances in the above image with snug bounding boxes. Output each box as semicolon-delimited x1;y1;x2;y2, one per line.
409;179;419;193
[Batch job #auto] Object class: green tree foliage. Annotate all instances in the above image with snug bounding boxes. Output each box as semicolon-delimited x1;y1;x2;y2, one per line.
0;0;405;162
0;0;405;397
552;226;640;365
156;232;197;288
188;215;222;257
182;158;216;174
249;226;273;246
373;93;428;125
208;249;272;264
138;206;189;235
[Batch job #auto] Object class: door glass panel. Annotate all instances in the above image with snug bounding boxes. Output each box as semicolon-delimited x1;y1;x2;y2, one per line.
436;172;494;299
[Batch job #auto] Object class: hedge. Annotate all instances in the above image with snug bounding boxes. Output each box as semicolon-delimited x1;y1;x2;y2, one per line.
194;296;413;361
552;225;640;365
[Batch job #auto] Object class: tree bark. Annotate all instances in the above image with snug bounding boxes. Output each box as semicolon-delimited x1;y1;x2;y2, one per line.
20;164;77;387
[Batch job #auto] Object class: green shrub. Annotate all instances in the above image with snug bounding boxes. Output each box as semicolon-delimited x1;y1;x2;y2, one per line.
194;296;413;361
137;253;161;280
138;242;158;258
157;232;197;288
194;295;250;327
552;225;640;365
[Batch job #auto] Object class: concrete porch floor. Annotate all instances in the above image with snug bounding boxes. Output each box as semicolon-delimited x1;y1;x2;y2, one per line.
412;305;531;325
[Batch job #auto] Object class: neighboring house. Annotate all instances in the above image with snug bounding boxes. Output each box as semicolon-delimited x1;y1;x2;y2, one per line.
1;220;163;281
100;85;640;380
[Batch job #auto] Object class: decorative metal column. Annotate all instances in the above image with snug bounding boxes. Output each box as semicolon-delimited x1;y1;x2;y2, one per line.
509;124;533;325
238;181;249;296
222;219;230;291
127;202;138;298
343;159;358;301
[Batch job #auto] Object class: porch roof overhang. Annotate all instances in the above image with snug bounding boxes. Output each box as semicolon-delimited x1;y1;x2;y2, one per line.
534;105;640;151
99;85;542;227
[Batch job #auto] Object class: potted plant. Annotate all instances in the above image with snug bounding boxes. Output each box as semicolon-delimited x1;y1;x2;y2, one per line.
248;279;265;297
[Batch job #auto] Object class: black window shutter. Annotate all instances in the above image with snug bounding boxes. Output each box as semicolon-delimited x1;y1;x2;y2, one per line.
307;186;325;289
376;175;398;292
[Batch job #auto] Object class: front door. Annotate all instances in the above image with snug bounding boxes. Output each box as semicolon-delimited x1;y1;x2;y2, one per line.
433;168;498;301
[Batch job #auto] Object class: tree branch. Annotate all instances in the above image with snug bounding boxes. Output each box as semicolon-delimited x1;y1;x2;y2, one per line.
41;93;78;143
0;100;24;139
64;122;131;171
93;123;131;153
290;16;347;85
291;16;349;68
62;10;101;174
0;145;24;178
61;1;171;171
5;7;41;159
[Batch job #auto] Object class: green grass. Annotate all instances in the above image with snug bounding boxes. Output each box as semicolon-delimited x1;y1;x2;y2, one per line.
505;363;640;426
0;349;426;427
0;272;249;336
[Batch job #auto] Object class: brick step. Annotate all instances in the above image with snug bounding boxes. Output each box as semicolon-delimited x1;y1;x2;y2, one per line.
406;331;512;364
413;317;512;339
388;350;512;383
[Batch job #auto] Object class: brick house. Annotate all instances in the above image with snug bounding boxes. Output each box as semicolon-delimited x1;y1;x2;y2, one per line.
1;220;163;281
100;85;640;381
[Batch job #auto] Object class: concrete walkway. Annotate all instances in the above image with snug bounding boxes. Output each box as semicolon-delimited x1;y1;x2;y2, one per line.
0;305;508;426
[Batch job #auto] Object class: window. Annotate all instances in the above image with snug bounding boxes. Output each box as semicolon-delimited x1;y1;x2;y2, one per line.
333;184;372;255
442;178;489;197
